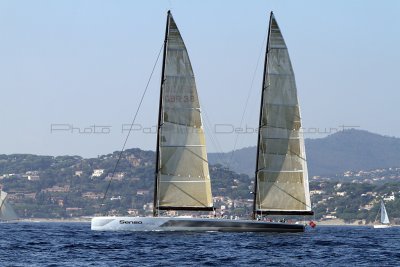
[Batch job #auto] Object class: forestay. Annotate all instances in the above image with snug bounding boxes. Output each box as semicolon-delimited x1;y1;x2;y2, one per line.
254;13;312;215
155;12;213;211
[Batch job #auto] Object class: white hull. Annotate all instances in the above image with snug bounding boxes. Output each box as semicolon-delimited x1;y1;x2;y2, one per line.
373;224;391;229
91;216;305;232
0;219;18;224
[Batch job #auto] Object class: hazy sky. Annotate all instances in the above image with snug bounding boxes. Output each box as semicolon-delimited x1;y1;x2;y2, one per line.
1;1;399;157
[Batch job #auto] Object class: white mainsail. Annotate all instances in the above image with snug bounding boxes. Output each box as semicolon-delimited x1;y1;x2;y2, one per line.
154;12;213;213
0;191;18;221
380;201;390;224
254;12;312;215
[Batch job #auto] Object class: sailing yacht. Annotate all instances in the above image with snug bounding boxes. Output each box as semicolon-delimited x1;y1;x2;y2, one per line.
0;190;18;223
91;11;311;232
373;200;391;229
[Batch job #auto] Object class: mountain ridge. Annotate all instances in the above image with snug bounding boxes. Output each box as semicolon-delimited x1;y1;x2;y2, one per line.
208;129;400;176
2;129;399;177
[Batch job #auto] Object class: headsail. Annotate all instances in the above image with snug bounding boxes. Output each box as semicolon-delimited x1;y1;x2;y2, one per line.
380;201;390;224
0;191;18;221
154;11;213;214
253;12;312;216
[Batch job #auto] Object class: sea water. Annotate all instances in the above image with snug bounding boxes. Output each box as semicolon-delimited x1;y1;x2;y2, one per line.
0;222;399;266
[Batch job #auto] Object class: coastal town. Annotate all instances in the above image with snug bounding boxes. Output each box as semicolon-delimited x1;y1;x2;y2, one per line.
1;151;400;224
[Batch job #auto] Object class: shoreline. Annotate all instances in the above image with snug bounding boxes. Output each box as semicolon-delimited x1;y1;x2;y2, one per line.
312;219;395;226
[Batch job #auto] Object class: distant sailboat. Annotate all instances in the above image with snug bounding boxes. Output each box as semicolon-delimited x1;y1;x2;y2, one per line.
0;190;18;223
91;11;311;232
373;200;391;228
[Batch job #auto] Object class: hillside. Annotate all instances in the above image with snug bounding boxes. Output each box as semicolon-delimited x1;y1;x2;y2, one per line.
307;129;400;176
0;150;252;218
208;129;400;176
2;151;400;221
208;146;256;177
2;139;400;221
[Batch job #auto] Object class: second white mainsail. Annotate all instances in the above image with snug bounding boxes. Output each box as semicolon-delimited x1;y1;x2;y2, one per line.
254;12;312;216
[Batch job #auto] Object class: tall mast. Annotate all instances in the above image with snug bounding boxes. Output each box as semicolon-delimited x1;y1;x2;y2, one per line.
252;12;273;220
153;10;171;217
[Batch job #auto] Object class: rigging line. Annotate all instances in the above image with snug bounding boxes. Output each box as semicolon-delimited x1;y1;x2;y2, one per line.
202;109;226;165
0;192;6;211
162;147;208;180
180;146;209;164
227;28;268;171
163;182;210;207
288;148;307;162
195;85;226;168
271;183;312;209
100;43;164;212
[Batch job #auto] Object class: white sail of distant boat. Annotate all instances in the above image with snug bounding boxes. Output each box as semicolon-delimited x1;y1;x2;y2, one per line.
91;11;311;232
0;190;18;222
373;200;391;228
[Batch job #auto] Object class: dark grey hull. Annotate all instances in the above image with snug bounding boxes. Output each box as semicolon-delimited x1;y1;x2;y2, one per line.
161;219;304;232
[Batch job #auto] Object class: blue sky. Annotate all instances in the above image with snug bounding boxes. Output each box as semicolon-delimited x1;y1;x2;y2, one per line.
1;0;399;157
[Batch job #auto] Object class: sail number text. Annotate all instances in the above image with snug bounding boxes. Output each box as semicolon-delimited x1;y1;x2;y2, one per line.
165;95;195;103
